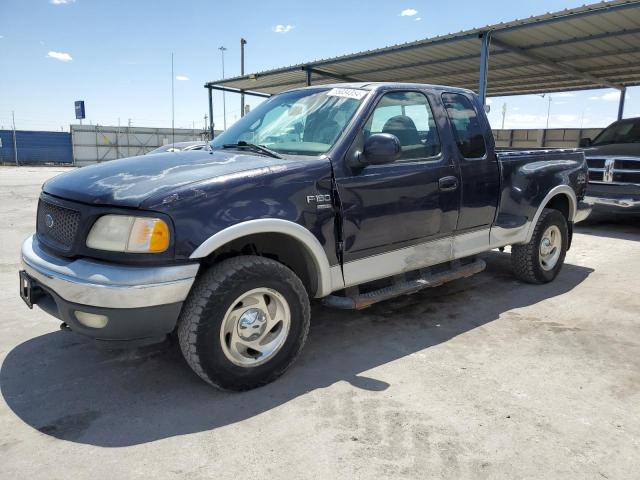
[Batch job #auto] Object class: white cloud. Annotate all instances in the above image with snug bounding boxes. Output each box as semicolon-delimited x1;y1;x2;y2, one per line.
415;17;422;21
175;75;189;81
47;51;72;62
50;0;75;4
555;114;578;123
273;24;294;33
589;91;621;101
554;92;576;98
486;98;493;105
400;8;418;16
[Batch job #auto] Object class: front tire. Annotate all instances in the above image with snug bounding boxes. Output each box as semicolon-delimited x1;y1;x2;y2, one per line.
177;256;310;391
511;208;568;284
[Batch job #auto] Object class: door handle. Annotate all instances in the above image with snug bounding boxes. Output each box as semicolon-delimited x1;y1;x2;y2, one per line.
438;176;459;192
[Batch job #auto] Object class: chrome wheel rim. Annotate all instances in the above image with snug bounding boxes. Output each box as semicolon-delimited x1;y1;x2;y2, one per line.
220;287;291;367
539;225;562;271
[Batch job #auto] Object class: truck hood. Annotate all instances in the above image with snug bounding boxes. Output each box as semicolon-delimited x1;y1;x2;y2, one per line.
42;150;295;208
583;143;640;157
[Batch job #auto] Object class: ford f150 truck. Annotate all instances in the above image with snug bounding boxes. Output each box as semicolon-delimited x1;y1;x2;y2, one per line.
579;117;640;215
20;83;590;390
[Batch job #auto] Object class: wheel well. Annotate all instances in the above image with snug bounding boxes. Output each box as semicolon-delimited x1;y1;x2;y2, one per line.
545;194;571;221
200;232;319;296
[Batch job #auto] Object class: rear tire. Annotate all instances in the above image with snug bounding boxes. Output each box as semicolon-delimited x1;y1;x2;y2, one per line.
177;255;310;391
511;208;568;284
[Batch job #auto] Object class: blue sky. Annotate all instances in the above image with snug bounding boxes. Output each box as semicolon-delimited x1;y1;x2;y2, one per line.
0;0;637;132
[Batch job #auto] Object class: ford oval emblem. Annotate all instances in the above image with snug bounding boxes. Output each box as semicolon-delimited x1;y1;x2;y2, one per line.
45;214;54;229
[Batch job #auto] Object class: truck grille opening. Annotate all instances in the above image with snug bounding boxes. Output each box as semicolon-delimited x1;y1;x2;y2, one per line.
586;157;640;185
36;200;80;251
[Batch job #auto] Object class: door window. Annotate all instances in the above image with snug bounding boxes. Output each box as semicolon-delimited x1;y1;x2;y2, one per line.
442;93;487;158
364;91;441;160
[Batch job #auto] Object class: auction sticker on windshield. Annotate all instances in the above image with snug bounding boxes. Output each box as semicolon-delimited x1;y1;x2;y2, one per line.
326;88;368;100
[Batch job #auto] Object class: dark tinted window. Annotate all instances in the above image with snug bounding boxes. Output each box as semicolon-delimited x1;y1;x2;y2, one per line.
592;118;640;145
442;93;486;158
364;91;441;160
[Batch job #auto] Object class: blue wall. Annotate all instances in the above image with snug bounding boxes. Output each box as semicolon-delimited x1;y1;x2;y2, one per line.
0;130;73;165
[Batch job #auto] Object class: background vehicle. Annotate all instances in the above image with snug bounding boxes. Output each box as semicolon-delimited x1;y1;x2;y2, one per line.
146;141;208;154
20;83;590;390
580;117;640;216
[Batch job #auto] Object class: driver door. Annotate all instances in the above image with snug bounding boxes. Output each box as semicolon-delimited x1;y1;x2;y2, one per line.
335;90;460;287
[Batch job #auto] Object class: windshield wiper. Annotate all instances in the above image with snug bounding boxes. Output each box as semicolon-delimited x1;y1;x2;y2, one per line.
221;141;282;159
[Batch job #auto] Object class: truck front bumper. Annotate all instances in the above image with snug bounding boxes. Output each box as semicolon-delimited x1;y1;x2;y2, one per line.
584;182;640;216
584;195;640;214
20;235;199;343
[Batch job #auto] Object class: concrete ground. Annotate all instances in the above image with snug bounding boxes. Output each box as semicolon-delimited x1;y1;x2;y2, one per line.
0;166;639;479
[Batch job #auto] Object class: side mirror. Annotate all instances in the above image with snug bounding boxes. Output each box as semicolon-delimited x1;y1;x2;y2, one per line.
578;137;592;148
353;133;401;167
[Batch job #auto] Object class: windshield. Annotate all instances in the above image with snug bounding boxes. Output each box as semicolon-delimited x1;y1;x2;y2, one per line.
211;87;368;156
592;118;640;145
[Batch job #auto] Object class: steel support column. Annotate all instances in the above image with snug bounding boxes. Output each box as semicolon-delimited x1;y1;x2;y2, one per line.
207;87;214;139
618;86;627;120
305;67;312;86
478;31;492;105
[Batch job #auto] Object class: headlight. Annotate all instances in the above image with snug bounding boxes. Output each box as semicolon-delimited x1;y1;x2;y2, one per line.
86;215;170;253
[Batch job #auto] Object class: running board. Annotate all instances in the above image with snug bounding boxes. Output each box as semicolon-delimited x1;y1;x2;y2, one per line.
323;258;486;310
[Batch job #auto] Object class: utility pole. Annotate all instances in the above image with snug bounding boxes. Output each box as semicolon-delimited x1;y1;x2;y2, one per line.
240;38;247;117
501;103;507;129
11;110;18;166
219;46;227;130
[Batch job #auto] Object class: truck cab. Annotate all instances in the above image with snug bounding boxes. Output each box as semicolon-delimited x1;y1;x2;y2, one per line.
20;83;590;390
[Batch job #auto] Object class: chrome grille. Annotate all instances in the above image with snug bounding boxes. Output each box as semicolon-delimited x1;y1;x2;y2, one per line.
36;200;80;250
586;157;640;185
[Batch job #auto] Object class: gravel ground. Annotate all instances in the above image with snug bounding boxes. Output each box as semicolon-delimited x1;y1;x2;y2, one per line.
1;166;639;479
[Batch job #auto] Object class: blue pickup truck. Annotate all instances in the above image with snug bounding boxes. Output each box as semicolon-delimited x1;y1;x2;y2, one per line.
20;83;590;390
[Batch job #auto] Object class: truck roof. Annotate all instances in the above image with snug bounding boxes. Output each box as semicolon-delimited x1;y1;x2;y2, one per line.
283;82;476;96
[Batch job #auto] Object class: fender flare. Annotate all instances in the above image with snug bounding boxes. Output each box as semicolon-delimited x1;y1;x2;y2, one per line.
525;185;577;243
189;219;338;297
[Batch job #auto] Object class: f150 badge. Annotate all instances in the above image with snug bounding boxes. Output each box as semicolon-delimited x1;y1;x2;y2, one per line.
307;194;332;210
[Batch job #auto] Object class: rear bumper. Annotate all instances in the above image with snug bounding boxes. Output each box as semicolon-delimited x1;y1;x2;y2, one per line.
21;235;199;341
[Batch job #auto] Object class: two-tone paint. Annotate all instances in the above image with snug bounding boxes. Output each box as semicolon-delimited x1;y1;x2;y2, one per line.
25;82;589;343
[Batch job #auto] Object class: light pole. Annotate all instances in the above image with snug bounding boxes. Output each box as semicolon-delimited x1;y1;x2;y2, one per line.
501;102;507;129
171;52;175;145
545;96;552;129
219;46;227;130
240;38;247;117
538;94;552;129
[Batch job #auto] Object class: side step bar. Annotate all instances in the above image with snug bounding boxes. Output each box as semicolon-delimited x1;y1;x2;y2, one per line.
323;258;486;310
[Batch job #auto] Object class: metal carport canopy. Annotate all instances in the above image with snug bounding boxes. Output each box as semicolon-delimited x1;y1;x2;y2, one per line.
205;0;640;104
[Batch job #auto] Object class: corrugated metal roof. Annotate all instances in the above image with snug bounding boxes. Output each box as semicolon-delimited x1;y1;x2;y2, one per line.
206;0;640;97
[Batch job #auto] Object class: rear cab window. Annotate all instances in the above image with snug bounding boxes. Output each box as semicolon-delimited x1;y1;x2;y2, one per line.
442;93;487;159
